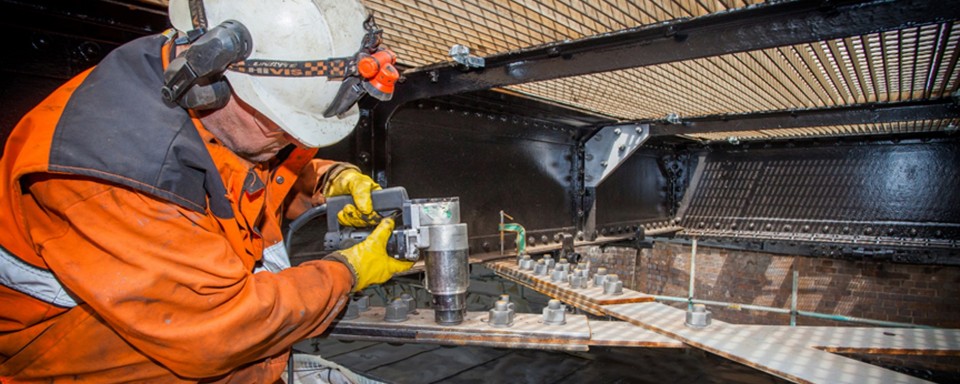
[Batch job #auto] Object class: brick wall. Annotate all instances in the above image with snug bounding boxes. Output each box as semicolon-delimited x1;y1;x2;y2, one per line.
580;242;960;328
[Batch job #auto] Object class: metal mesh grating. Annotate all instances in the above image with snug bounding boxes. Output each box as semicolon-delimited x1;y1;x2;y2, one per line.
361;0;959;139
508;24;960;119
690;118;960;142
362;0;766;68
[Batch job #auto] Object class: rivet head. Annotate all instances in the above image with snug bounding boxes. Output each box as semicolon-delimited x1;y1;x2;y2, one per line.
275;176;285;184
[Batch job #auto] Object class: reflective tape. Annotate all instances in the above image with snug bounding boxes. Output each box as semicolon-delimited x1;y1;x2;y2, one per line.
0;245;80;308
254;241;291;274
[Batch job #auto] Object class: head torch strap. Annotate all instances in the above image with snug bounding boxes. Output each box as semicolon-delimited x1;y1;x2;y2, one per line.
228;58;355;79
188;0;208;30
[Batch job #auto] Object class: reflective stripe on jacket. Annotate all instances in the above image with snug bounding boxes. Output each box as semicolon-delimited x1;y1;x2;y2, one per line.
0;34;354;382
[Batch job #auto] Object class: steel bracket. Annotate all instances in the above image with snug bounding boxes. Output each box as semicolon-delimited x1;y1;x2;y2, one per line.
583;124;650;188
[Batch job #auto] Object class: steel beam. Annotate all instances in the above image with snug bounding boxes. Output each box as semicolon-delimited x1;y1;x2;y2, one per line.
389;0;960;104
645;100;960;137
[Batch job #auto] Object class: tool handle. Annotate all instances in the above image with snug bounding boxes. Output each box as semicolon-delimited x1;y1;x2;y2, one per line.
324;186;409;231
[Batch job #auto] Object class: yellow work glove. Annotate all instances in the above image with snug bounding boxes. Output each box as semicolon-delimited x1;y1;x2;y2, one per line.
323;168;382;227
333;218;414;292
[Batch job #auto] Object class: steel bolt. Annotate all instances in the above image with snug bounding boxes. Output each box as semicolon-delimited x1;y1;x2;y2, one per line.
400;293;417;314
685;303;712;328
519;255;535;270
551;268;569;283
542;299;566;325
543;256;556;271
488;299;515;327
603;274;623;295
569;273;587;289
594;267;608;287
384;298;409;323
533;259;547;276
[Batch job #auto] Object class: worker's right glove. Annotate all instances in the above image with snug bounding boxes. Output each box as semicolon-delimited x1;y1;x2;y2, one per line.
327;218;414;292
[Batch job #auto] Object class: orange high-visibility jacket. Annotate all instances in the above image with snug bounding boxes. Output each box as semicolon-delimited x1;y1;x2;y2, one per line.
0;35;355;382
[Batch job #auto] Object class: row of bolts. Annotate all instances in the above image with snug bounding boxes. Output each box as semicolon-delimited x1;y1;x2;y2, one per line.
341;291;565;328
340;255;626;328
518;254;624;295
342;253;711;329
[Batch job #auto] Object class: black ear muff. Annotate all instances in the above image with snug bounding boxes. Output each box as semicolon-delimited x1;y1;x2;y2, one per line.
162;20;252;111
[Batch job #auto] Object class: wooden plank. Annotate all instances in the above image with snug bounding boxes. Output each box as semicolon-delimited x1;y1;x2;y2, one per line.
329;308;591;351
488;261;655;306
329;307;686;351
589;321;686;348
761;326;960;357
490;256;959;383
604;302;932;384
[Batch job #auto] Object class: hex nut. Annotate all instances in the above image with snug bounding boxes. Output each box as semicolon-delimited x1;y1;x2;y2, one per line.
551;268;568;283
603;274;623;295
488;299;515;327
542;299;566;325
685;304;712;328
519;255;535;270
543;256;556;271
384;298;409;323
594;267;609;287
533;259;548;276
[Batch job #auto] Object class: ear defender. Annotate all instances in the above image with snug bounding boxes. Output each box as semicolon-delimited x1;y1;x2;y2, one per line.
356;48;399;101
162;20;253;111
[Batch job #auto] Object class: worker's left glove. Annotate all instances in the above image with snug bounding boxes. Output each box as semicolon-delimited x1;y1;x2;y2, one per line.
323;167;382;227
327;218;415;292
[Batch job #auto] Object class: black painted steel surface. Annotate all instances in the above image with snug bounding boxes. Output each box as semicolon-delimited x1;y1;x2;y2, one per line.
593;150;674;234
680;139;960;263
383;101;581;253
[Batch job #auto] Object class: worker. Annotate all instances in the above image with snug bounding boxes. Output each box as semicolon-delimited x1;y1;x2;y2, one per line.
0;0;410;382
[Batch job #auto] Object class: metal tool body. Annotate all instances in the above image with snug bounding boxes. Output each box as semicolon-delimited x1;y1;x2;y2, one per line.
287;187;469;325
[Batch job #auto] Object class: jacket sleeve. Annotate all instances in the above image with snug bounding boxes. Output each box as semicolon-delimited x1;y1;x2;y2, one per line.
21;174;354;379
285;159;357;219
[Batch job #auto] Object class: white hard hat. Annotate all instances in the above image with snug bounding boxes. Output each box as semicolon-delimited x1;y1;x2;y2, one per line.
168;0;369;147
